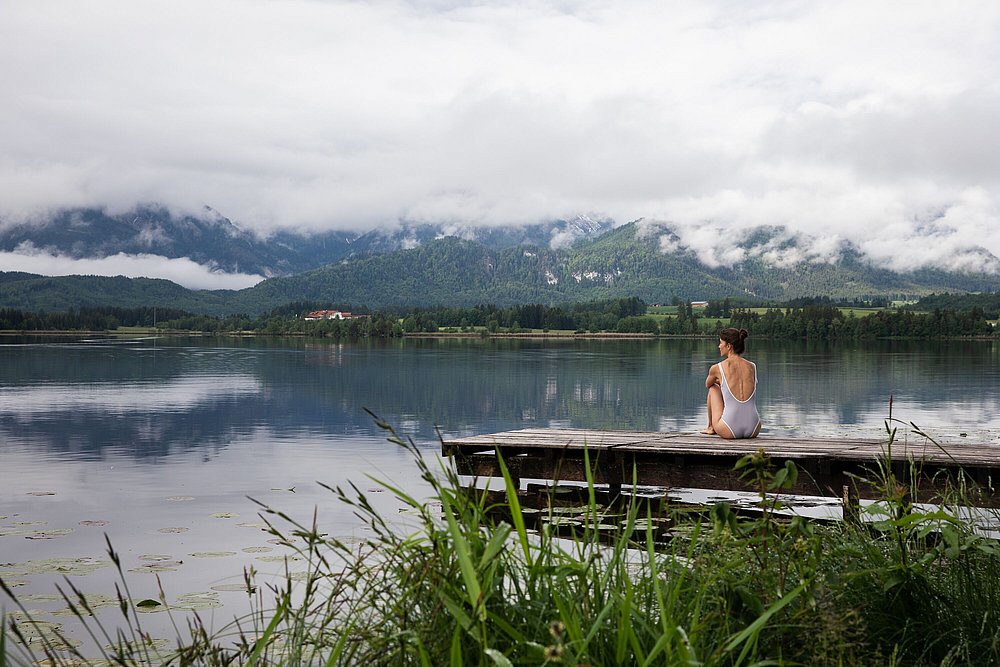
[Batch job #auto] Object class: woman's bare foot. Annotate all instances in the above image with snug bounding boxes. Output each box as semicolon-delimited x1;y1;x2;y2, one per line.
700;427;716;435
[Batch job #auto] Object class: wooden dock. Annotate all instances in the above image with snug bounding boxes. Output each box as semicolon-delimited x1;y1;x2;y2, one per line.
442;428;1000;509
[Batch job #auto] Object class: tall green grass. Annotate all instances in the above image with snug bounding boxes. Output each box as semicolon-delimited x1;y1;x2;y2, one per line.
4;415;1000;666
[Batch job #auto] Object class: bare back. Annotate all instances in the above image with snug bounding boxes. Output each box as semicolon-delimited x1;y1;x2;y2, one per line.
718;356;756;401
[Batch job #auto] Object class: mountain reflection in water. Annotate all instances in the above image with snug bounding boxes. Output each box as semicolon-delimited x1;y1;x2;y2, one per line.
2;337;999;461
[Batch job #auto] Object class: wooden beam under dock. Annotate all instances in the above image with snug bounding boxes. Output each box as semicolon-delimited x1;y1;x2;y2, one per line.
441;428;1000;508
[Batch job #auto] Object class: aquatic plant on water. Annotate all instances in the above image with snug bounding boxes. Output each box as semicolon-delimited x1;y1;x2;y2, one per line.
4;415;1000;666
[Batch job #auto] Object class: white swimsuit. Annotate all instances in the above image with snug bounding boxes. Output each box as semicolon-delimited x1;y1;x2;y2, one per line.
719;361;760;439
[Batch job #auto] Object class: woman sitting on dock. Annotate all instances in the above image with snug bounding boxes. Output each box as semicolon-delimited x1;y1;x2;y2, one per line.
702;327;761;439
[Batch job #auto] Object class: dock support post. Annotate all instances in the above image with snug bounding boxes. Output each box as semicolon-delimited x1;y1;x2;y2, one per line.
842;483;861;525
495;449;520;496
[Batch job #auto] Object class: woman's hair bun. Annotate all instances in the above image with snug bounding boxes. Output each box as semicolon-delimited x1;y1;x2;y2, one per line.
738;329;748;340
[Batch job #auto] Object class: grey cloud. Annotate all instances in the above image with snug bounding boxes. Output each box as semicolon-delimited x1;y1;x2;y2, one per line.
761;92;1000;186
0;0;998;275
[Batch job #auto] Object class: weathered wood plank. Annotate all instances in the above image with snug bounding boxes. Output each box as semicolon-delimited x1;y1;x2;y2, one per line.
444;429;1000;466
442;428;1000;507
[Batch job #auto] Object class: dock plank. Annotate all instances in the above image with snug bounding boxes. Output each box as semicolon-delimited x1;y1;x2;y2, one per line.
442;428;1000;506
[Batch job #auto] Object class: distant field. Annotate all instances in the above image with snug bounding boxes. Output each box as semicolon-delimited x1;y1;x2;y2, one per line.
647;305;719;318
738;306;889;318
116;326;160;334
649;305;892;318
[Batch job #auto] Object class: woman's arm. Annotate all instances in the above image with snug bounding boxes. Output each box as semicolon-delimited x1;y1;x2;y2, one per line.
705;363;720;389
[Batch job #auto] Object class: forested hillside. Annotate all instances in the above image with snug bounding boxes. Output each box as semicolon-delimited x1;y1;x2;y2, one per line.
0;273;231;313
564;224;735;300
912;292;1000;318
239;237;550;310
2;220;999;314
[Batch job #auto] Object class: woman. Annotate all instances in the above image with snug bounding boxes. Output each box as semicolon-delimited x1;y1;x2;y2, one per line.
702;327;760;439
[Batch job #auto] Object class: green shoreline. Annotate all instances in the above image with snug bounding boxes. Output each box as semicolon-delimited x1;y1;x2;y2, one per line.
2;329;996;341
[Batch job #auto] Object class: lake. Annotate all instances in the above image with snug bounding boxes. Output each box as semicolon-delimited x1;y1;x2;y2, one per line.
2;336;999;651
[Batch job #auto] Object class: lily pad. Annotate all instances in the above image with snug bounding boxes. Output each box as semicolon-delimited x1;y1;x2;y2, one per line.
26;528;74;540
189;551;236;558
242;546;272;553
167;496;195;502
211;512;238;519
547;506;581;515
26;491;56;496
18;594;63;603
544;518;582;527
136;599;162;608
588;523;620;531
237;522;268;529
211;583;255;593
51;594;121;616
134;592;221;613
158;527;189;534
139;554;175;562
129;561;184;574
173;591;221;611
79;520;110;527
6;614;81;649
103;637;171;653
19;557;112;576
255;554;304;563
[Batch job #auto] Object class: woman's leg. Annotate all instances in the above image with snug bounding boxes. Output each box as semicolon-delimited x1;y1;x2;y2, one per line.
703;385;721;435
703;385;734;438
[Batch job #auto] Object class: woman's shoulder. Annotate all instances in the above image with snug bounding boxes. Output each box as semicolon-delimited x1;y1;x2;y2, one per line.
729;356;756;371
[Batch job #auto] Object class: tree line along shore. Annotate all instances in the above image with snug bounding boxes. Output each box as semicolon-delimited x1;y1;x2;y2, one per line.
0;294;997;340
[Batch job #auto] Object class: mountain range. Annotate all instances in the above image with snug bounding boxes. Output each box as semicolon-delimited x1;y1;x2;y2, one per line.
0;205;613;278
1;206;998;315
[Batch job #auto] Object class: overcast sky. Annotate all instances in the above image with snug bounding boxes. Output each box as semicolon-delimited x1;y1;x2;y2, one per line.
2;0;999;286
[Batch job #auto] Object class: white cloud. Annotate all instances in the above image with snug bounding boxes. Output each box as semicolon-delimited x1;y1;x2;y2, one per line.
0;0;998;273
548;229;577;250
0;245;264;290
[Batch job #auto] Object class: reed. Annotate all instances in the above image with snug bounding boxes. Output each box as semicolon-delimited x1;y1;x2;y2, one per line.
4;414;1000;666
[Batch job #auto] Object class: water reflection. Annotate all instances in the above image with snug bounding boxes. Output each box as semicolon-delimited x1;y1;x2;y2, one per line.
1;335;998;653
1;337;998;464
0;375;261;416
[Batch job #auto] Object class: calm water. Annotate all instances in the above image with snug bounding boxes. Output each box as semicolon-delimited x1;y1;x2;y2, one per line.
2;336;999;649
